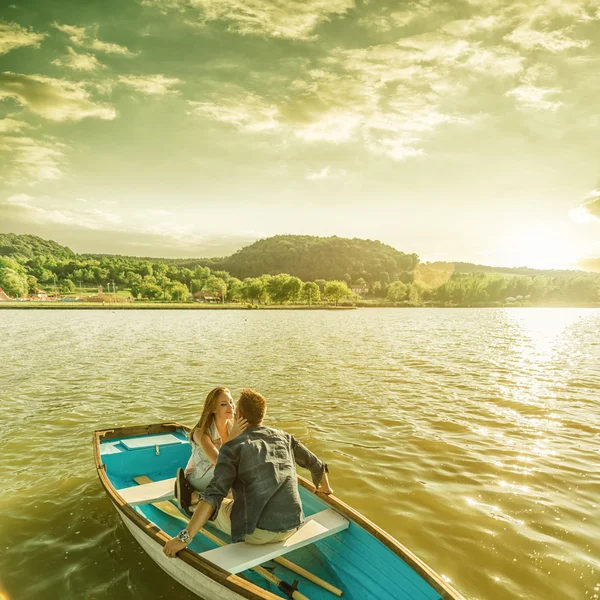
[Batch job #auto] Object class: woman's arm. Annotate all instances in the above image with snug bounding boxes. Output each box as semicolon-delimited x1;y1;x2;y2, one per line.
197;432;220;466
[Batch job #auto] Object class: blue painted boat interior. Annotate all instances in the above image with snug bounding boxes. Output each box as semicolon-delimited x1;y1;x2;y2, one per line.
100;430;444;600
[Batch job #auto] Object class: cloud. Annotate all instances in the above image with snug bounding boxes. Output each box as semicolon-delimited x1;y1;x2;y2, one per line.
118;74;182;95
0;196;258;256
0;117;31;133
441;15;505;37
7;193;34;204
359;0;441;31
0;136;67;184
294;111;362;143
137;208;174;217
188;94;280;132
506;85;563;111
366;135;424;161
53;22;135;56
52;47;106;71
141;0;354;40
0;196;123;229
505;26;591;52
570;190;600;223
306;167;347;180
0;21;46;55
0;72;116;121
187;33;488;159
53;23;87;45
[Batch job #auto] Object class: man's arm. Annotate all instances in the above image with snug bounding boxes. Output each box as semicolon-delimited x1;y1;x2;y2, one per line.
291;435;333;493
163;444;238;558
163;500;215;557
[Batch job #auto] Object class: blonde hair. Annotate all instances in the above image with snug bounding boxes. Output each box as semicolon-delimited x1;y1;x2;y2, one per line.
190;387;229;441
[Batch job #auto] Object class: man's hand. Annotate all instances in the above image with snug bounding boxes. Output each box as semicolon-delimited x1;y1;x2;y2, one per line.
317;472;334;495
318;481;334;495
163;538;187;558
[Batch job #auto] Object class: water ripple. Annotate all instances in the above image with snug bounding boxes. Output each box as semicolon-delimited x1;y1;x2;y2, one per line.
1;308;599;600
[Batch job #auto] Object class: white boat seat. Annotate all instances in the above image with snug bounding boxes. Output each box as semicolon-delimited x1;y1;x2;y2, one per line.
118;477;176;506
199;509;349;574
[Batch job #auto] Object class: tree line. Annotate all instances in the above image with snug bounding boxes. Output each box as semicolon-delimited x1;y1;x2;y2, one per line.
0;252;357;305
382;272;600;305
0;233;598;305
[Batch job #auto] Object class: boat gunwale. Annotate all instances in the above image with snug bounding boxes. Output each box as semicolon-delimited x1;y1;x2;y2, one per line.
93;423;282;600
94;422;467;600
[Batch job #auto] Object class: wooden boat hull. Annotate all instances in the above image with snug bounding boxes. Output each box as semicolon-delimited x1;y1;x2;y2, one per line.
94;423;466;600
116;504;244;600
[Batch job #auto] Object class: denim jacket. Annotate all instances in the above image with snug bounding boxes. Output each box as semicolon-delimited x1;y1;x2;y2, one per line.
200;425;328;542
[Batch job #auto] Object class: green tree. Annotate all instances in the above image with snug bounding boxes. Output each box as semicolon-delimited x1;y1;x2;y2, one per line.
387;280;408;302
169;282;189;302
60;279;76;294
140;282;162;300
0;268;27;297
242;277;267;304
139;263;153;278
266;274;298;304
324;280;350;306
226;277;243;302
153;262;168;277
315;279;326;292
407;281;430;305
156;275;170;299
204;275;227;303
126;272;143;290
190;279;204;295
300;281;320;305
27;275;39;295
284;276;302;303
485;275;508;302
193;265;211;280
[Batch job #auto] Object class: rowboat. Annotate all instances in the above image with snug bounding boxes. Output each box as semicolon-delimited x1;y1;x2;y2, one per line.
93;423;466;600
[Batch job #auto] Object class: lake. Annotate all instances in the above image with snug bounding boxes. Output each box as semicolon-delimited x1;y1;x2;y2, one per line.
1;308;598;599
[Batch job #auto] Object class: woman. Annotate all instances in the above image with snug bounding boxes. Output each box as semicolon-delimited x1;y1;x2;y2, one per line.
175;387;247;513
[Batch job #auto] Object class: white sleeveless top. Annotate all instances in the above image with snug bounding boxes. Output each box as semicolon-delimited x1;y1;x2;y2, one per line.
185;420;233;479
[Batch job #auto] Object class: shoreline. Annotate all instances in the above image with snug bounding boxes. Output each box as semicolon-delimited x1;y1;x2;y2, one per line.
0;302;598;310
0;302;356;310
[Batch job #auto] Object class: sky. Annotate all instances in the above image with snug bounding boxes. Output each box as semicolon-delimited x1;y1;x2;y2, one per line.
0;0;599;268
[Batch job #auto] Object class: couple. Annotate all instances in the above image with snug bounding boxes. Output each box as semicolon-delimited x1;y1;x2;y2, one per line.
163;387;333;557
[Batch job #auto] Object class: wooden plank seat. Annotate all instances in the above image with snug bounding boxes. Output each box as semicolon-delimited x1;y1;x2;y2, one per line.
118;477;176;506
199;509;350;574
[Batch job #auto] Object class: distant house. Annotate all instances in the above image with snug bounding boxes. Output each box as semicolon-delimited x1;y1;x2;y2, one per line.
0;288;10;301
194;290;221;302
36;289;48;300
350;283;369;296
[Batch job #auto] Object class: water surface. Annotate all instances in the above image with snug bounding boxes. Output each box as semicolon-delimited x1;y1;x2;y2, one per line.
1;308;599;599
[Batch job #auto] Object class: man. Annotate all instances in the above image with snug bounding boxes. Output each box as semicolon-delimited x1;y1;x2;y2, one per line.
164;388;333;557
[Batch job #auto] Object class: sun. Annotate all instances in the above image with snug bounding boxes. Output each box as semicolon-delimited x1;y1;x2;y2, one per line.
485;227;582;270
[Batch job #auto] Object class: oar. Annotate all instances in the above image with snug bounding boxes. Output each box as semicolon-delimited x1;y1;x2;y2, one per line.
133;476;320;600
133;476;342;596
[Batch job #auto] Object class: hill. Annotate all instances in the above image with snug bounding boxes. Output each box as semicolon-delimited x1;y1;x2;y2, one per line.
0;233;75;261
214;235;419;282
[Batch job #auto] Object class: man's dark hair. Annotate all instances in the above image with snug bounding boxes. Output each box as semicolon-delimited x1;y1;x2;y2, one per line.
237;388;267;426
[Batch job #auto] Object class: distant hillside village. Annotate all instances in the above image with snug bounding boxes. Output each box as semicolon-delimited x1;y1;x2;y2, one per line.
0;233;599;307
